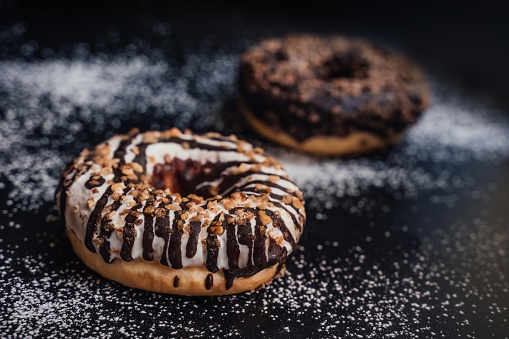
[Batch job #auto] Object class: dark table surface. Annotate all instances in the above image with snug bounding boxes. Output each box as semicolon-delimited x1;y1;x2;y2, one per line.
1;2;508;338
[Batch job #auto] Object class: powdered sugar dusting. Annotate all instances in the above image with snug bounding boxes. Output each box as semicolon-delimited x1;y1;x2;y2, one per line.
1;23;509;337
1;215;507;337
1;53;509;211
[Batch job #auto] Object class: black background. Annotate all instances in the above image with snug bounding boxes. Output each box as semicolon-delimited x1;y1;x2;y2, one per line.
1;0;508;103
1;1;509;337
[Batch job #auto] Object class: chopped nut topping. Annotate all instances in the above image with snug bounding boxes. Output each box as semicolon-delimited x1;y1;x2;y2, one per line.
111;192;121;201
221;198;235;211
128;127;140;136
268;175;279;183
87;198;95;208
165;203;182;211
209;221;224;235
168;127;181;137
232;163;249;174
111;183;124;191
292;197;304;209
121;167;135;176
105;211;116;220
282;195;293;205
258;210;272;226
144;206;155;214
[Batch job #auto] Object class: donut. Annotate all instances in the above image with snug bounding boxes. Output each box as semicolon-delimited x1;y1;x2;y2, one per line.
238;34;430;156
56;128;306;296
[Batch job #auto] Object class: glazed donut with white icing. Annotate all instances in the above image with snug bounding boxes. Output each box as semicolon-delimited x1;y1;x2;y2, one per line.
56;128;305;296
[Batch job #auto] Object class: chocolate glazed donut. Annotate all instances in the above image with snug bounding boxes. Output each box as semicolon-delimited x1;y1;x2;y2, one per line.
57;128;305;296
238;34;430;156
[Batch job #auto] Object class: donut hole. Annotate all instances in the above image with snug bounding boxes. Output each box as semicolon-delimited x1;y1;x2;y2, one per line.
151;158;216;197
274;49;288;62
320;52;369;80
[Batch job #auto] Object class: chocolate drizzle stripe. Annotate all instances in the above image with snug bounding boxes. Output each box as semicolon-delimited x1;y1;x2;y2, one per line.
235;180;300;198
113;136;136;163
264;209;297;250
205;274;213;290
154;207;171;266
152;138;239;153
229;206;297;250
168;210;183;269
267;237;287;266
267;201;303;232
185;221;201;258
98;199;122;263
132;143;150;172
142;202;156;261
120;203;141;261
205;235;220;272
239;187;305;218
218;171;293;196
253;215;268;266
84;187;112;253
226;215;240;270
173;276;180;288
236;220;254;269
85;176;105;190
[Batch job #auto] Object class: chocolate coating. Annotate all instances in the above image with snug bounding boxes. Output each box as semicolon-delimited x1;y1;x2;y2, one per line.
239;34;430;143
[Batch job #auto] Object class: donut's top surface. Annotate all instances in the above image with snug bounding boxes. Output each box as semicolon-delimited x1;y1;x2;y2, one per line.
239;34;430;140
57;128;305;288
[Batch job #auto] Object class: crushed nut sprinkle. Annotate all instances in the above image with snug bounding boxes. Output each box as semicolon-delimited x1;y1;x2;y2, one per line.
121;167;134;176
268;175;280;183
282;195;293;205
144;206;155;214
208;221;224;235
111;183;124;191
258;210;272;226
165;204;182;211
87;198;95;208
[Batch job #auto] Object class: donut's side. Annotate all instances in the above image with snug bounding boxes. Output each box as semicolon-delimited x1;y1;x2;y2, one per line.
238;96;400;156
68;229;281;296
